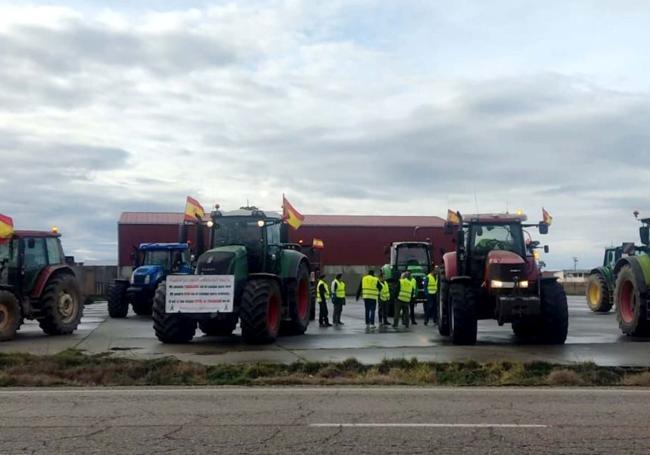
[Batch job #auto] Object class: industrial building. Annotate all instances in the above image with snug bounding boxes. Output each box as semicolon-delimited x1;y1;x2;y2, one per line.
117;212;455;286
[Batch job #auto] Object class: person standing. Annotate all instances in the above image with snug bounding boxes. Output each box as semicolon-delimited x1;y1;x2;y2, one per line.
317;272;332;327
394;272;414;329
331;273;346;325
356;269;381;329
409;272;418;325
378;273;391;327
423;267;439;325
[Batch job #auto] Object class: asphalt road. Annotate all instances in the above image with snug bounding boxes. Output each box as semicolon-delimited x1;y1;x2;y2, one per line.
1;296;650;366
1;387;649;454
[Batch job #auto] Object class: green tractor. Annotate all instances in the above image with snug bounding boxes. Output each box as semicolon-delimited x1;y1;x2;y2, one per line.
152;207;312;344
0;230;83;341
381;242;432;305
612;217;650;336
585;243;642;313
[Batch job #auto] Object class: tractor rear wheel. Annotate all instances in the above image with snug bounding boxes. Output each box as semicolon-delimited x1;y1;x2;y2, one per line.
240;279;282;344
37;273;83;335
586;273;612;313
199;315;238;336
512;318;540;339
540;280;569;344
0;290;21;341
450;282;477;345
437;280;451;336
615;265;650;336
108;281;129;318
282;263;311;335
131;294;153;316
152;282;196;343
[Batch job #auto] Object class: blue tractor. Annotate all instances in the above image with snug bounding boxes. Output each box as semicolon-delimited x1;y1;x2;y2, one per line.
108;243;193;318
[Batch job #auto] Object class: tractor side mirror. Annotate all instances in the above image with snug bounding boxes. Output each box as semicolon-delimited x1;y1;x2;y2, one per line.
544;245;549;254
539;222;549;235
640;226;650;245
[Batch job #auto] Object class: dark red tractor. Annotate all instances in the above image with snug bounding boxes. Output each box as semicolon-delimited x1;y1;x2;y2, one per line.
0;230;83;341
437;213;567;345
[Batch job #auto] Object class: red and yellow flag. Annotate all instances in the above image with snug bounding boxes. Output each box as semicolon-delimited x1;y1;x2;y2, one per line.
184;196;205;222
447;210;461;225
0;214;14;242
283;196;304;230
542;207;553;226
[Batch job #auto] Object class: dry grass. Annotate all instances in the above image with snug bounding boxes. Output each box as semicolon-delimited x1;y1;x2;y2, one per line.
0;350;644;387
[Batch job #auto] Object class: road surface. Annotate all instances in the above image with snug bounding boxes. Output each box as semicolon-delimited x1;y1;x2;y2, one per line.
1;387;649;454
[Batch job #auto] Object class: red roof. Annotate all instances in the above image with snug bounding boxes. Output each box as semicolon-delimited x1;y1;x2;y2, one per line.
119;212;445;228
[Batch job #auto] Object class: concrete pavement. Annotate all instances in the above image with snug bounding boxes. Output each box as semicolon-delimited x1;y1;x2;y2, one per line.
1;296;650;366
1;387;649;454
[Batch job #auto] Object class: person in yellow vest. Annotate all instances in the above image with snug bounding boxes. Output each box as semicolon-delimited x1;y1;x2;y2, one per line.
331;273;346;326
378;272;391;327
423;267;439;325
409;273;418;325
317;272;332;328
356;269;382;329
394;272;414;329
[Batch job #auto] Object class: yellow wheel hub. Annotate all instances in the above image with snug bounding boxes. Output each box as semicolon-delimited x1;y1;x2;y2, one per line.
588;282;601;308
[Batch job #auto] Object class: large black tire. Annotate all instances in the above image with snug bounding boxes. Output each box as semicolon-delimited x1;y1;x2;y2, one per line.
0;290;21;341
449;282;477;345
437;280;451;336
131;294;153;316
240;279;282;344
152;282;196;343
540;280;569;344
309;282;316;321
108;281;129;318
511;318;540;339
37;273;83;335
282;263;311;335
615;265;650;337
586;272;612;313
199;314;238;336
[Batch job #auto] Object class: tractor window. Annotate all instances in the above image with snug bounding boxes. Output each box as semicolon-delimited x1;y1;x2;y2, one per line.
212;218;263;249
46;238;62;265
0;241;16;265
266;224;281;245
470;223;524;256
396;246;430;269
23;238;48;268
143;250;171;270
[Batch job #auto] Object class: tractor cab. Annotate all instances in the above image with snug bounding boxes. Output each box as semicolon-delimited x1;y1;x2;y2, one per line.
381;241;432;305
132;243;192;286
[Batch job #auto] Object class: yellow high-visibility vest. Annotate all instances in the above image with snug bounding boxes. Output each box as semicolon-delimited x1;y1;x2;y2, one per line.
427;273;438;294
333;279;346;298
398;278;414;303
380;281;390;301
361;275;379;300
317;279;330;300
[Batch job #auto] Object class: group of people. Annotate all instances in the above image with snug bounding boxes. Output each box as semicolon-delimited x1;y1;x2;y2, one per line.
315;268;438;330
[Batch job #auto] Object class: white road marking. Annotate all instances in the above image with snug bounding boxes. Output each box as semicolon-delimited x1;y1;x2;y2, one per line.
310;423;548;428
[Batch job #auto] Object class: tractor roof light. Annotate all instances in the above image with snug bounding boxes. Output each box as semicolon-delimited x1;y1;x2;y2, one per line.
51;226;60;234
257;220;265;228
206;220;214;228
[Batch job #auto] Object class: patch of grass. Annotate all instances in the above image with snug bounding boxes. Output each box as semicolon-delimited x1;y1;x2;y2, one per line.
0;351;647;387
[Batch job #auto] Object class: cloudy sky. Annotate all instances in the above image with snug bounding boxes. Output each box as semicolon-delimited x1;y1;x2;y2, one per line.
1;0;649;268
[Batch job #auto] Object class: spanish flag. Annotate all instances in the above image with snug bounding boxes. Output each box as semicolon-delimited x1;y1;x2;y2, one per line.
184;196;205;222
542;207;553;226
0;214;14;242
447;210;461;225
283;195;304;230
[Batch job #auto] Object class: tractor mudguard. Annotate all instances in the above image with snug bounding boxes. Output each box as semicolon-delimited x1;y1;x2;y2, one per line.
279;249;310;281
30;265;75;299
615;256;650;297
443;252;458;280
450;275;471;283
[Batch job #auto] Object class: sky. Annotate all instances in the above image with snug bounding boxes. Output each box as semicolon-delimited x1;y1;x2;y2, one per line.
1;0;649;268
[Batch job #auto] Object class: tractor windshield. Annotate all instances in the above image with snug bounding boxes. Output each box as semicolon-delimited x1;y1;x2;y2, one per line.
396;245;430;271
212;217;263;249
143;250;172;269
470;223;525;256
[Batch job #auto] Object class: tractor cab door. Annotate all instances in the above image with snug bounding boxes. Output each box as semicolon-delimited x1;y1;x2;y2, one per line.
264;224;282;274
22;237;49;292
0;239;19;288
603;248;618;268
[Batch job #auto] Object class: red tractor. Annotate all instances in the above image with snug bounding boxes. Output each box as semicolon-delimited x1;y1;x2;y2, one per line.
0;230;83;341
437;213;567;345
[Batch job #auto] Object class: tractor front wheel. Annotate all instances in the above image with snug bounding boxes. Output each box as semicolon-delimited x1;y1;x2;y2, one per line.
152;282;196;343
282;263;311;335
450;282;477;345
108;281;129;318
586;273;612;313
37;273;83;335
540;280;569;344
437;280;451;336
199;315;238;337
615;265;650;336
0;290;21;341
240;279;282;344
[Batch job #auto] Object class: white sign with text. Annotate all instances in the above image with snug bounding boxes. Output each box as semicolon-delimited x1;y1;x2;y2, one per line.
165;275;235;313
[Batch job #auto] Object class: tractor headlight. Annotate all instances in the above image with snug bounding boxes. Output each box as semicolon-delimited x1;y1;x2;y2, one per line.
518;280;529;288
491;280;504;288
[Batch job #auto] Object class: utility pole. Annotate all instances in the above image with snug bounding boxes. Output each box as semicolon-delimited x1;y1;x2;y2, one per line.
573;257;578;271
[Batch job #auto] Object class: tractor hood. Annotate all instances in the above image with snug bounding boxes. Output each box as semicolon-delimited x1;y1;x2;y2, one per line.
486;250;525;266
197;245;248;276
131;265;164;285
